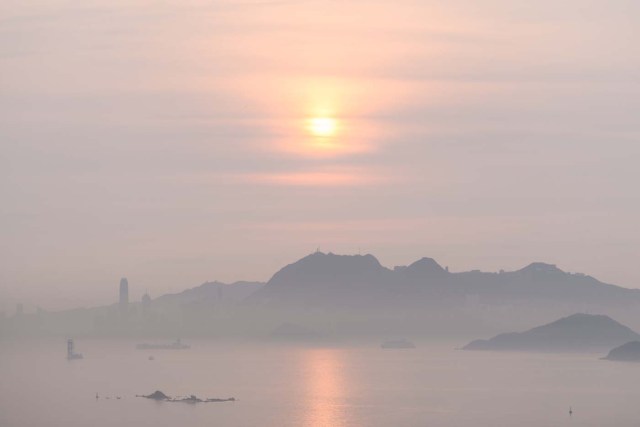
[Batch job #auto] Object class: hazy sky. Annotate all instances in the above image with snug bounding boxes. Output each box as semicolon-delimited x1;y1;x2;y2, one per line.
1;0;639;311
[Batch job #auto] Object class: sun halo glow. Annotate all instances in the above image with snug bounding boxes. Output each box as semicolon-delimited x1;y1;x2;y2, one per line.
308;117;338;137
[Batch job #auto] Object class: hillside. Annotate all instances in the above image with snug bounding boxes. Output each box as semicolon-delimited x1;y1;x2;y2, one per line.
248;252;640;311
155;281;265;307
463;313;640;352
602;341;640;362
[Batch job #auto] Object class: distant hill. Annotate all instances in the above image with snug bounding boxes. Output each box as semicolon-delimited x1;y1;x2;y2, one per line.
602;341;640;362
155;281;264;307
247;252;640;311
463;313;640;352
247;252;394;308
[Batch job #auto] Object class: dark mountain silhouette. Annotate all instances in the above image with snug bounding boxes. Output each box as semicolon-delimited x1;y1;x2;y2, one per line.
397;257;448;277
602;341;640;362
266;252;390;290
248;252;396;308
248;252;640;311
463;313;640;352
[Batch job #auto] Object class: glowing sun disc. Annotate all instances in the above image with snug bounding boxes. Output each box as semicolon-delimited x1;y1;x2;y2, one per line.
309;117;337;137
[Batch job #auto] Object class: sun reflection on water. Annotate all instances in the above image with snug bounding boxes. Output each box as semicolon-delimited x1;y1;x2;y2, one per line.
301;349;347;427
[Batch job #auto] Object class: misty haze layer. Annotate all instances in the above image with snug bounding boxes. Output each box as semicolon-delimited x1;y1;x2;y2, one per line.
5;252;640;342
3;1;640;427
2;0;640;311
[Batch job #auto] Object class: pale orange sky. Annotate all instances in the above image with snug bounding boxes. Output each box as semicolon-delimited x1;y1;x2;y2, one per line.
1;0;639;311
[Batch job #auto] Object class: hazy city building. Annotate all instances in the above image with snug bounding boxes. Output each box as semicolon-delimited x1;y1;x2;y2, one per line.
141;292;151;305
119;278;129;315
141;292;151;315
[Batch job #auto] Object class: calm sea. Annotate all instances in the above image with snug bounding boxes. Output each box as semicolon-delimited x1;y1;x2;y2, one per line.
1;339;638;427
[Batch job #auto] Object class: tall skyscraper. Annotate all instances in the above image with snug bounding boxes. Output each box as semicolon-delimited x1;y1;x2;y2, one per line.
119;278;129;314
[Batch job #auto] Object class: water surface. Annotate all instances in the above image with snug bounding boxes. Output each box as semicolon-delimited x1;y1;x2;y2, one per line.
1;339;638;426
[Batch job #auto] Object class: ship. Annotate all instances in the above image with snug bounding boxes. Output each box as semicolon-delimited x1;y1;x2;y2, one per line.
136;338;190;350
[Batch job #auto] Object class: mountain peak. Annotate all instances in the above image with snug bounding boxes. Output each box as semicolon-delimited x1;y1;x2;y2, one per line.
544;313;617;328
404;257;448;276
298;251;383;269
527;313;639;341
518;262;564;275
265;252;388;288
464;313;640;352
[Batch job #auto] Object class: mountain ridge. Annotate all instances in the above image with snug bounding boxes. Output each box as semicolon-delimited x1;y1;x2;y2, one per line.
463;313;640;352
248;252;640;310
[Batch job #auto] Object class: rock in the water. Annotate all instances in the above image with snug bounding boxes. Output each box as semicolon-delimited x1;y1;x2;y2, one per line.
138;391;235;403
142;390;170;400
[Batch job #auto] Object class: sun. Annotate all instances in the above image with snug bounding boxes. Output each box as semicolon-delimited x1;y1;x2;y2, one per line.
308;117;338;137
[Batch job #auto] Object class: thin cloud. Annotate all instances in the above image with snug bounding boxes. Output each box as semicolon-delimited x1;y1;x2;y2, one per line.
242;170;382;187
